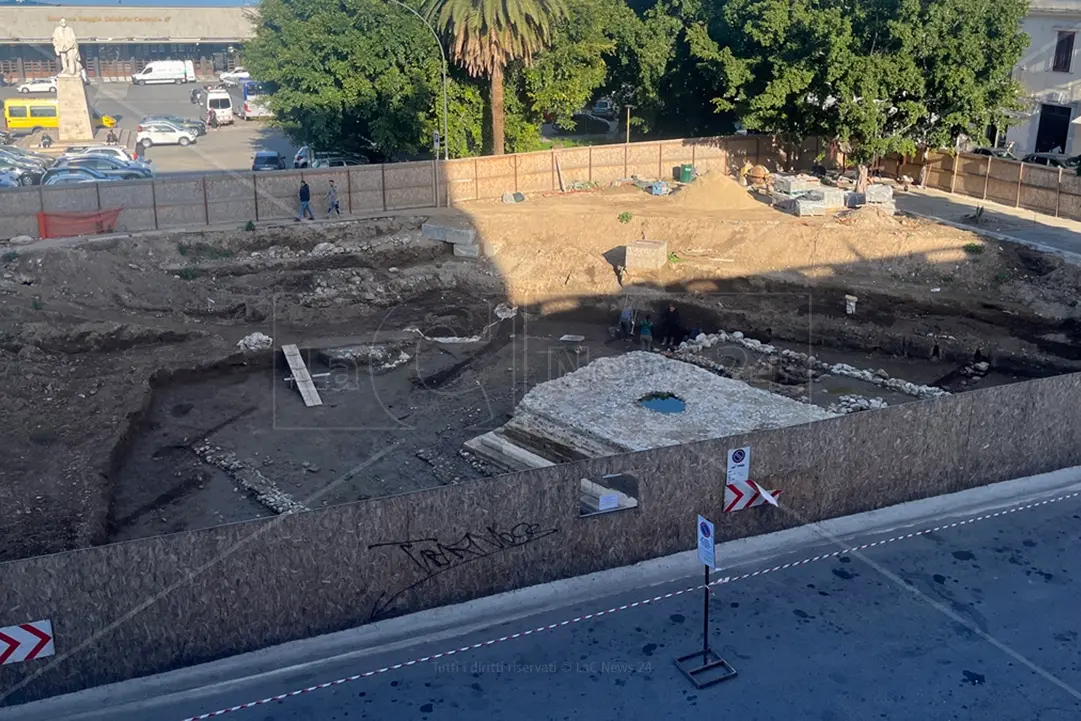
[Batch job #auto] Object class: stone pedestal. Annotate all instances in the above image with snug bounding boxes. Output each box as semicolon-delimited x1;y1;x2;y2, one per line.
55;74;94;142
625;239;668;270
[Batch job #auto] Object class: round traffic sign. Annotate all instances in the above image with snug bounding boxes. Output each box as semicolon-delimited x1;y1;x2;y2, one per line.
699;521;711;538
731;449;746;464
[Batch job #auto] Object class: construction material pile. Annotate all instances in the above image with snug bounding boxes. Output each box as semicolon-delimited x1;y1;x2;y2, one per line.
770;174;896;217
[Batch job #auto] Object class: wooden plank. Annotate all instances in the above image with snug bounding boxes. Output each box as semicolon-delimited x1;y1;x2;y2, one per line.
281;344;323;407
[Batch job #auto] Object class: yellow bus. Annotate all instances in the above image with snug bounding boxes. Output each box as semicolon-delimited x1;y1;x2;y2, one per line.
3;98;116;133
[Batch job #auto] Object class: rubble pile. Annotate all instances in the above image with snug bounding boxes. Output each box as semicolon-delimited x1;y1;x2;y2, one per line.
827;395;890;414
679;330;950;401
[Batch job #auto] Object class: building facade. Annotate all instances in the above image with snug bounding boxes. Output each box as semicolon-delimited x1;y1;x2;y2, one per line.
1007;0;1081;154
0;6;254;81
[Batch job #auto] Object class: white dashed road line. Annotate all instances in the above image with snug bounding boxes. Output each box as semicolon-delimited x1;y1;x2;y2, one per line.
180;491;1081;720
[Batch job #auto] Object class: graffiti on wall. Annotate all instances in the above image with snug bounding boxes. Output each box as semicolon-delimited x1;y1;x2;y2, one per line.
367;522;558;620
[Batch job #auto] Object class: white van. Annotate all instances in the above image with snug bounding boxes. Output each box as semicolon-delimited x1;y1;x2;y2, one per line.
206;89;234;125
131;60;195;86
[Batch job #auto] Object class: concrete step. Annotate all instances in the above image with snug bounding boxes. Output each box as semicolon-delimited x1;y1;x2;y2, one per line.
422;220;476;245
462;430;555;473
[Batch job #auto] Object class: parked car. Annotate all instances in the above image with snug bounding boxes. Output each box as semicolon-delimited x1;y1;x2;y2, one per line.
205;90;235;124
0;160;42;186
64;145;149;168
293;146;370;168
218;67;250;86
41;166;120;185
54;155;153;180
0;145;53;168
311;154;369;168
0;148;48;173
0;173;18;188
252;151;286;171
140;114;206;136
16;77;56;94
136;121;197;147
591;97;616;120
972;147;1019;161
1020;152;1081;169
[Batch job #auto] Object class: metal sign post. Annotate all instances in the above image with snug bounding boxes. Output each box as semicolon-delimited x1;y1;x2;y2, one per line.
675;515;737;688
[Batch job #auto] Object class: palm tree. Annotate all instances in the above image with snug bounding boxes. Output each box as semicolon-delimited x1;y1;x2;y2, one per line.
426;0;567;155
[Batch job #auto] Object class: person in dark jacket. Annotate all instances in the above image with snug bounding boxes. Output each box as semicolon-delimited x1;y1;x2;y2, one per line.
660;303;682;349
297;180;314;220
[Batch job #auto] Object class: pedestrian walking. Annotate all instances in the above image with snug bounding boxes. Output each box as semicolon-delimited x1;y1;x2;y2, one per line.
326;179;341;217
297;180;314;221
207;109;219;131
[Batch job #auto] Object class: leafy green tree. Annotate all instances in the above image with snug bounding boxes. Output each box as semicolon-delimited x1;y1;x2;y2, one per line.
688;0;1028;183
426;0;568;154
244;0;447;156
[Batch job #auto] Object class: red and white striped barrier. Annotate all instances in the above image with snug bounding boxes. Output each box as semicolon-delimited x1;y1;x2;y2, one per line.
724;479;781;513
0;620;54;665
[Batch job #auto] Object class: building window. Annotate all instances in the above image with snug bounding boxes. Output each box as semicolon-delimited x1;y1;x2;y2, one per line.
1054;31;1075;73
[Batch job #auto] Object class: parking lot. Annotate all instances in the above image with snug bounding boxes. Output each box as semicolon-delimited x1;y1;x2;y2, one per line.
1;82;298;176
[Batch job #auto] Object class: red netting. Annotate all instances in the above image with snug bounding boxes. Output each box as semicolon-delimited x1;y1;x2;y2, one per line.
37;208;122;239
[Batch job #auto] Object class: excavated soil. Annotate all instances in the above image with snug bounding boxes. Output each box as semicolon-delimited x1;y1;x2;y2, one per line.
4;180;1081;561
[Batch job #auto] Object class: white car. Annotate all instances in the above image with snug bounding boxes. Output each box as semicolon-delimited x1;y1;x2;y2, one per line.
65;144;151;169
17;77;57;94
218;67;250;86
136;121;197;148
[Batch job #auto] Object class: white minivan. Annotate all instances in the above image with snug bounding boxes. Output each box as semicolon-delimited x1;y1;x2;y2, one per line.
131;60;196;85
206;89;234;125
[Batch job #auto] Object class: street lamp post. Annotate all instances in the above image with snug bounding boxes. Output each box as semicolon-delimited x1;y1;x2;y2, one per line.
389;0;449;161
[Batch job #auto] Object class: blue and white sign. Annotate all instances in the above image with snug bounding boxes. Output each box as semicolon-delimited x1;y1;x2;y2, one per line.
697;515;716;569
727;446;750;484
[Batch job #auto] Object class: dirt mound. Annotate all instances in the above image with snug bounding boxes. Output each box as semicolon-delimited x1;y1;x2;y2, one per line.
671;171;763;211
835;205;903;229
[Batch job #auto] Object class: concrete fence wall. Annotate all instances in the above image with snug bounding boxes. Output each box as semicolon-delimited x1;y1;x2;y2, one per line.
2;135;799;240
881;151;1081;221
2;370;1080;705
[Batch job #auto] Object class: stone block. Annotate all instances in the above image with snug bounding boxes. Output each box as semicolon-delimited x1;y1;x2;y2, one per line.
453;242;481;258
770;191;797;211
422;221;476;245
865;183;894;204
794;199;826;216
804;187;846;208
773;174;819;194
844;191;865;208
624;239;668;270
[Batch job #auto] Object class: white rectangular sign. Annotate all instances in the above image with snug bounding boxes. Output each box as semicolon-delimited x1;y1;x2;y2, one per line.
697;515;716;569
727;446;750;484
598;493;619;511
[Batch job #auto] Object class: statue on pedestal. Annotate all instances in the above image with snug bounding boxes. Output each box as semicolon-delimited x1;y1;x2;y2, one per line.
52;18;82;77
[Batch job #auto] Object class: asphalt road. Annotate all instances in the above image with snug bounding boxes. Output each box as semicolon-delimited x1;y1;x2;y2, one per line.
7;471;1081;721
1;82;295;174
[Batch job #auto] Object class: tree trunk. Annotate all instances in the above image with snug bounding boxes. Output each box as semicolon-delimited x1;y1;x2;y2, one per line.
490;63;505;156
856;164;869;194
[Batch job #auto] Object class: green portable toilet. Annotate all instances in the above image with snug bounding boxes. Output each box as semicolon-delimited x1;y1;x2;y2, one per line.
679;163;695;183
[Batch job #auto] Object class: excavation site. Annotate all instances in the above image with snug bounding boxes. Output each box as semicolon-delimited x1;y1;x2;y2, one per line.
3;172;1081;562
